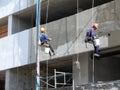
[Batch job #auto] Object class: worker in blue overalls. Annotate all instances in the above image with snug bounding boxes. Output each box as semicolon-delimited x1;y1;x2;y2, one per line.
39;27;55;56
85;23;100;57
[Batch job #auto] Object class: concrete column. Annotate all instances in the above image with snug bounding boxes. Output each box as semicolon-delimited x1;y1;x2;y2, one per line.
5;68;35;90
5;70;10;90
8;15;13;35
72;53;89;87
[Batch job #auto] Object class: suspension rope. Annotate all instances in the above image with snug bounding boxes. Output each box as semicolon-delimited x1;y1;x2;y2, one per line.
46;59;49;89
16;0;20;89
45;0;50;89
92;0;95;84
92;0;95;24
92;53;95;83
76;0;81;84
76;0;96;85
45;0;50;28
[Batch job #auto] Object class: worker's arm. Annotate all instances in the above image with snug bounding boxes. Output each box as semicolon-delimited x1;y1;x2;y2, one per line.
45;34;51;41
91;29;95;40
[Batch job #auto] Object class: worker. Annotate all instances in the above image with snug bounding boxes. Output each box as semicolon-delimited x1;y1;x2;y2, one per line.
39;27;55;56
85;23;100;57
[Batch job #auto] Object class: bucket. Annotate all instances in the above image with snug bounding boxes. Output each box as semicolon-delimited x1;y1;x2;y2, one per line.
45;47;50;54
95;39;100;46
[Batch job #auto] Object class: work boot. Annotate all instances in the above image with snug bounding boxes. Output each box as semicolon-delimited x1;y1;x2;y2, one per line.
94;53;100;57
53;52;55;55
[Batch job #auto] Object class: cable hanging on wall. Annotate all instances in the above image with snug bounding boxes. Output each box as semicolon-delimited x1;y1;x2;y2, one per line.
45;0;50;89
45;0;50;28
73;0;81;89
92;0;95;24
91;0;95;84
16;0;20;89
76;0;81;75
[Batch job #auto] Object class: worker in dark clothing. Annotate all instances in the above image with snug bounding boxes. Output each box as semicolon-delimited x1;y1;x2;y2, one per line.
85;23;100;57
39;27;55;56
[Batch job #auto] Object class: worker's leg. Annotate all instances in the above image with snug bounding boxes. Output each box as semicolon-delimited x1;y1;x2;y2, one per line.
94;45;99;54
92;39;100;56
48;44;55;55
49;51;52;56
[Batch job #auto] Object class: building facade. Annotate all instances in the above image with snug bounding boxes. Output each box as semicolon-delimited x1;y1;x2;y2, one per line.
0;0;120;90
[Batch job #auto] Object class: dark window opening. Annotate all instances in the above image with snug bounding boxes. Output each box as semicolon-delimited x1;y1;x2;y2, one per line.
0;80;5;90
94;47;120;82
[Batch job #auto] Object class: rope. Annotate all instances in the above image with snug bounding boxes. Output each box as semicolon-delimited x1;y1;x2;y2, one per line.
92;0;95;84
45;0;50;88
16;67;19;89
92;53;95;83
16;0;20;88
76;0;81;83
92;0;95;24
46;59;49;89
76;0;96;85
45;0;50;28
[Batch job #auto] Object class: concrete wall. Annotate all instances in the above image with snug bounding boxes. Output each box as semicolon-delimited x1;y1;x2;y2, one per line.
0;0;35;18
108;30;120;47
0;1;120;71
2;1;120;89
5;68;35;90
0;30;30;71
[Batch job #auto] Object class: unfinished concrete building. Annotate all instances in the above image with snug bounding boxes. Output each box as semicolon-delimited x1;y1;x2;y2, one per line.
0;0;120;90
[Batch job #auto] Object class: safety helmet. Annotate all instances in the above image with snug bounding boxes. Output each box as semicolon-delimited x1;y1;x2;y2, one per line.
93;23;99;29
40;27;45;32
